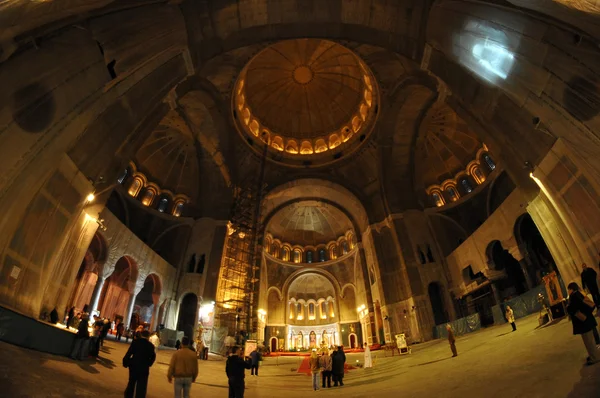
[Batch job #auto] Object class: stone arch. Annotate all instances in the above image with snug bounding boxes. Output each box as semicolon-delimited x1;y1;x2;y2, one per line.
267;287;284;325
486;240;528;296
514;213;558;285
98;256;138;322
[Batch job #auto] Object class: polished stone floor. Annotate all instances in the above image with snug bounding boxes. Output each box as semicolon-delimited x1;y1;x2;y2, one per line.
0;314;599;397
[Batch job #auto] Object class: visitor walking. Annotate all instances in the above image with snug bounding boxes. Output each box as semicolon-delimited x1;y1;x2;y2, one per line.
506;305;517;331
167;336;198;398
332;346;346;387
116;321;125;341
309;349;321;391
447;324;457;357
582;263;600;309
567;282;600;366
123;330;156;398
225;346;252;398
249;348;260;376
100;318;111;347
319;349;332;388
363;343;373;368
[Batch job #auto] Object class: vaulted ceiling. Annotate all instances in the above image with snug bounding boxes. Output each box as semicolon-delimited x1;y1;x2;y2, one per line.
6;0;595;221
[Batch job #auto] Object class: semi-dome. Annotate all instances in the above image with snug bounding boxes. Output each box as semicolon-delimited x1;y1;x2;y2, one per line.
288;273;335;301
414;104;482;190
234;38;378;166
266;200;353;247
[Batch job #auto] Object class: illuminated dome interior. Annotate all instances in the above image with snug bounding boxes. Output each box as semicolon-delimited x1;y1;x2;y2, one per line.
234;38;378;165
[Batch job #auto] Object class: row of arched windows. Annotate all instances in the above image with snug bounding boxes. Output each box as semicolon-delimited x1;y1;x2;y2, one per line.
428;151;496;208
289;298;335;321
118;166;188;217
264;233;356;264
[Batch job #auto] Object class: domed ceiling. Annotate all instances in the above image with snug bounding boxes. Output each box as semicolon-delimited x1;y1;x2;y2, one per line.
267;200;353;247
234;39;378;165
414;104;482;190
288;273;335;300
133;110;199;199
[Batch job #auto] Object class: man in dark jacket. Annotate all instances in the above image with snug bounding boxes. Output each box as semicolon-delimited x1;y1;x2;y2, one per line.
567;282;599;365
123;330;156;398
226;346;252;398
249;348;260;376
582;263;600;308
332;346;346;387
70;315;90;360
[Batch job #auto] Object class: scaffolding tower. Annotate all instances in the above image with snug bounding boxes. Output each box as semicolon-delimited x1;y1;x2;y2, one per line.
214;144;268;341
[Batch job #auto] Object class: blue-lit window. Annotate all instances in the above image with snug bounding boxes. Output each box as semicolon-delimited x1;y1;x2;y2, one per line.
117;169;128;184
306;251;313;264
318;249;327;262
484;154;496;171
461;179;473;193
472;41;515;80
157;198;168;212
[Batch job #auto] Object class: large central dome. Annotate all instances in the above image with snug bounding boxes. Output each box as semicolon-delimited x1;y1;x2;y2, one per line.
234;39;377;165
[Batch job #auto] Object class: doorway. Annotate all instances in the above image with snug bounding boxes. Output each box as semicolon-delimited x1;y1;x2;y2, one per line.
349;333;357;348
515;213;558;285
270;337;278;352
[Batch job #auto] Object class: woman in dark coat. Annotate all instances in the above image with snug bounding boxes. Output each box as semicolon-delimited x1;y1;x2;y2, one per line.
331;346;346;386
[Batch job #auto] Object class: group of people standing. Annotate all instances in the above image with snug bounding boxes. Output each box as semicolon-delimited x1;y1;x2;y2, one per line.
308;346;347;391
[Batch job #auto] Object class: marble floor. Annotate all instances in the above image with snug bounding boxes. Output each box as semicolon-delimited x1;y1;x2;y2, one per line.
0;314;599;397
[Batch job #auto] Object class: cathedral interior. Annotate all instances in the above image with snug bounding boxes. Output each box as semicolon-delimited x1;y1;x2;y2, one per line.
2;0;600;386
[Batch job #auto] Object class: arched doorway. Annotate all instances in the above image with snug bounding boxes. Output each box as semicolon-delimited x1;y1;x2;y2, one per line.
487;240;528;296
428;282;448;326
98;256;138;324
69;232;107;313
515;213;557;285
270;337;278;352
133;274;161;329
349;333;357;349
178;293;198;339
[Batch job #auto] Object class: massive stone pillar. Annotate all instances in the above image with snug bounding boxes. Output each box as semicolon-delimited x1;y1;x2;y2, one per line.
90;276;106;313
357;244;377;344
151;293;161;331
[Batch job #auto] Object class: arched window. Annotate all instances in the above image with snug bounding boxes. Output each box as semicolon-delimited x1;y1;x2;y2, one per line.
460;178;473;193
296;303;304;320
329;245;337;260
128;178;143;197
432;192;445;207
117;169;128;184
173;202;184;217
342;241;349;255
271;243;279;258
293;249;301;264
141;188;156;206
328;300;335;317
289;302;295;320
483;154;496;171
472;166;485;184
446;186;459;202
306;251;314;264
308;303;315;320
318;248;327;262
320;302;328;319
157;198;168;213
282;247;290;262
